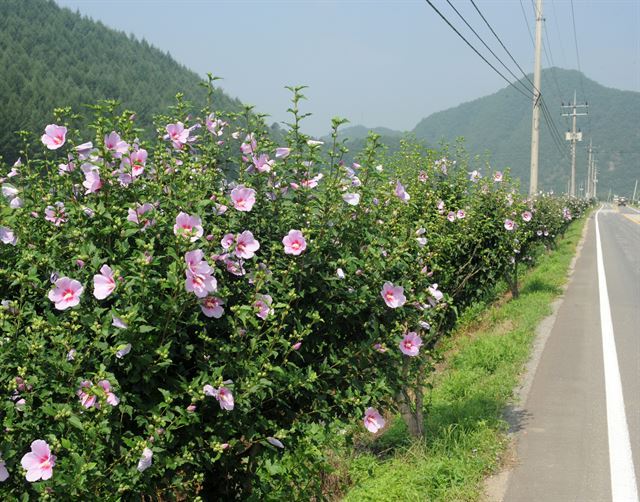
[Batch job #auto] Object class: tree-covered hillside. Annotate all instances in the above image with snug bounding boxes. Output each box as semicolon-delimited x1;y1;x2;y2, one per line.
0;0;242;163
332;69;639;197
412;69;640;197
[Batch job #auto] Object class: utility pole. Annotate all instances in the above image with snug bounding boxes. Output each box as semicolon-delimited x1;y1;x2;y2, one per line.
561;91;588;197
633;179;638;204
586;140;593;198
529;0;543;196
593;157;598;199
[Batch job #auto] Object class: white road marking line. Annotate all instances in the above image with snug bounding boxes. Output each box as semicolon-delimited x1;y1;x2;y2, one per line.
595;208;639;502
627;206;640;214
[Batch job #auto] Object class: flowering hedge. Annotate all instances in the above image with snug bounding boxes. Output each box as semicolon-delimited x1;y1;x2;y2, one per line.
0;88;590;498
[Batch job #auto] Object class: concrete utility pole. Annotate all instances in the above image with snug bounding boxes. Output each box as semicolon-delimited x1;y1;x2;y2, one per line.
561;91;588;197
529;0;544;196
586;140;593;198
633;179;638;204
593;158;598;199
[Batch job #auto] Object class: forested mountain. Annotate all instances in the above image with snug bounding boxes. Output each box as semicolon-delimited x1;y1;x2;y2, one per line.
412;69;640;197
334;69;639;197
331;125;405;140
0;0;242;163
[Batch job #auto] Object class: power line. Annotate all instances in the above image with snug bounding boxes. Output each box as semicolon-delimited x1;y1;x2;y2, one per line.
422;0;534;101
569;0;591;134
569;0;587;99
443;0;535;97
550;0;568;68
519;0;535;48
468;0;568;159
469;0;536;93
423;0;569;162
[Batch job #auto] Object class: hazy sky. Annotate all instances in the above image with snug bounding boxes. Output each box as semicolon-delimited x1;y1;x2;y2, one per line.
54;0;639;136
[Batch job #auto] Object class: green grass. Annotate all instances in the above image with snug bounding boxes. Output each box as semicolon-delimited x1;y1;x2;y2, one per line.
338;216;589;501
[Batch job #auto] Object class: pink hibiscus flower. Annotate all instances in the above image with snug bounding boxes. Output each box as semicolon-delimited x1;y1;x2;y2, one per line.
2;183;19;199
504;219;516;231
203;384;234;410
456;209;466;219
201;296;225;318
225;258;246;277
174;212;203;242
267;437;285;449
363;407;385;433
342;192;360;206
137;447;153;472
220;233;235;250
275;147;291;159
254;294;273;320
77;380;97;409
127;203;155;230
206;114;227;136
97;380;120;406
240;133;257;155
282;229;307;256
447;211;456;222
300;173;323;189
493;171;503;182
230;185;256;212
380;282;406;308
252;154;274;173
81;164;102;194
185;270;217;298
115;343;132;358
427;283;444;303
522;211;533;222
41;124;67;150
165;122;189;148
21;440;56;482
93;264;116;300
395;181;410;202
121;148;147;177
184;251;217;298
112;315;128;329
0;455;8;482
104;131;129;155
235;230;260;259
185;249;208;274
0;226;17;246
44;202;67;226
48;277;83;310
399;332;423;356
75;141;94;159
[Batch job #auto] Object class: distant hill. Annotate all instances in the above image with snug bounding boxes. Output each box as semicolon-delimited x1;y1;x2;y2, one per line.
332;69;639;197
0;0;242;163
327;125;406;141
413;68;640;197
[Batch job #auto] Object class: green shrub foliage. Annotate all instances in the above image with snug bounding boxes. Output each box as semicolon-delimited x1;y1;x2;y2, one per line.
0;89;590;499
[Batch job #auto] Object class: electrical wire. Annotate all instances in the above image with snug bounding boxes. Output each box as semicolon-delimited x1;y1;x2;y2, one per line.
422;0;534;100
470;0;535;93
424;0;569;160
569;0;591;135
519;0;535;48
445;0;535;97
468;0;568;158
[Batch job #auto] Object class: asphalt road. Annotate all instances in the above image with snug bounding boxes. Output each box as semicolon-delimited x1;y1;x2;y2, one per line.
503;204;640;502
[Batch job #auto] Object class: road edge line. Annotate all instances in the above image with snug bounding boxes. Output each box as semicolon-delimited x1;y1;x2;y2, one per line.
595;206;639;502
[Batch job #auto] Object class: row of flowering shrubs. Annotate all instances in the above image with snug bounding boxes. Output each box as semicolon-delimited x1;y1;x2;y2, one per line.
0;88;590;499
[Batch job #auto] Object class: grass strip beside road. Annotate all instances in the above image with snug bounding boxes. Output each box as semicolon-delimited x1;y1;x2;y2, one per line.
340;216;589;501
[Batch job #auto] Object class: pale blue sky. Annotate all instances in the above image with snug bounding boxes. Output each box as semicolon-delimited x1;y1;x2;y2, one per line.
55;0;639;136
